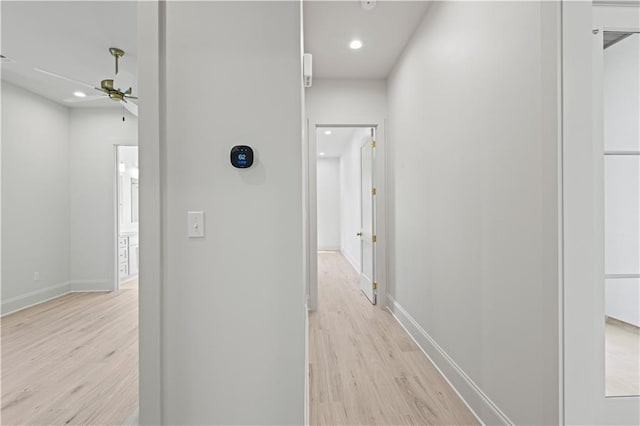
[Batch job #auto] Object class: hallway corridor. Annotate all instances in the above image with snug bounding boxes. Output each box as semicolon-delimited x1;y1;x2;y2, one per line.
309;252;478;425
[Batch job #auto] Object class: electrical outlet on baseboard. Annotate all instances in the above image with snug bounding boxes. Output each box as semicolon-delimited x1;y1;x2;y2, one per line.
33;272;40;281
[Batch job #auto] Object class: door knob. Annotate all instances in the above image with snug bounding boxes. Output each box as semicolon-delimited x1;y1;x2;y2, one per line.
356;232;363;237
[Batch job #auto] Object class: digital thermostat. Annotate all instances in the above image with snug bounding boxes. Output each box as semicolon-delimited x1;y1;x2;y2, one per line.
230;145;254;169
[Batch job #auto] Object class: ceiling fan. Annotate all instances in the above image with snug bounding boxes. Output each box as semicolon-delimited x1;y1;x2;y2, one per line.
35;47;138;117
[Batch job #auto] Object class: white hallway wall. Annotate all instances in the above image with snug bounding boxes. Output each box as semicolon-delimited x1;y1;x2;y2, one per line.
161;2;304;424
387;2;560;425
317;157;340;250
1;82;70;314
70;109;137;291
306;79;386;124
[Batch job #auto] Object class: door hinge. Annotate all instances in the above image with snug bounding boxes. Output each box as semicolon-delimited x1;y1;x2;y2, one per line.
371;140;376;148
371;187;377;196
372;282;377;290
372;235;377;243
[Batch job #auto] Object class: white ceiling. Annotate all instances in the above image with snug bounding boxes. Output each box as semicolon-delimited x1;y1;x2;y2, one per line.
304;0;429;79
1;1;428;106
317;127;370;158
1;1;137;108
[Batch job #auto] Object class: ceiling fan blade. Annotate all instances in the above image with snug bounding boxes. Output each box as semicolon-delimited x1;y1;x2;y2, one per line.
121;100;138;117
124;95;138;100
113;70;134;93
33;67;95;90
63;94;108;103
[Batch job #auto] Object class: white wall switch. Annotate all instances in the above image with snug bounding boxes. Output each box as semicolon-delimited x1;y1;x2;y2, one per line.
33;272;40;281
187;211;205;238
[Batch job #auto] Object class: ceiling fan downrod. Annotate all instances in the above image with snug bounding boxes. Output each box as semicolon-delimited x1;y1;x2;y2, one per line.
101;48;127;101
109;47;125;75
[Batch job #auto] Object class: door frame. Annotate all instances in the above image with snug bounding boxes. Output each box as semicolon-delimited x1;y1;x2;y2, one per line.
138;0;163;424
562;2;640;424
305;119;388;311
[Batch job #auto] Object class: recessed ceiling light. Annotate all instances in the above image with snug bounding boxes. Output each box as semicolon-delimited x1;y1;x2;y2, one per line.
73;91;86;98
319;152;326;156
349;40;363;50
324;130;332;135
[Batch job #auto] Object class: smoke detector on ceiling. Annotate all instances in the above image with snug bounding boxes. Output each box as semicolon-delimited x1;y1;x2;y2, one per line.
361;0;376;11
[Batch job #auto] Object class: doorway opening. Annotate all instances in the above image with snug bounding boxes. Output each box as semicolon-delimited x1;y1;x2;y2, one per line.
316;126;377;305
116;145;140;289
0;2;141;423
307;123;386;312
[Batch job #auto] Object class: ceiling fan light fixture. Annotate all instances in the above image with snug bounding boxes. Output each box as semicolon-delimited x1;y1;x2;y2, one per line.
101;79;114;91
108;91;124;101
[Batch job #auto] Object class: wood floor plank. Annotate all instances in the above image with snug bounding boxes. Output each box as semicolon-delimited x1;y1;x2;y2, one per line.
1;281;138;426
605;318;640;397
310;252;478;426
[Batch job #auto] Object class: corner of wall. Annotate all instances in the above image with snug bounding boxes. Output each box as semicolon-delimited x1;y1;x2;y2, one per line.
1;281;71;317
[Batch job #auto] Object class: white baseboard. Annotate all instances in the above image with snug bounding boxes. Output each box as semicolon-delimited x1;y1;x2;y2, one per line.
340;248;361;272
1;279;113;317
318;246;341;252
119;275;138;285
70;279;113;292
122;407;139;426
387;295;513;426
1;281;71;316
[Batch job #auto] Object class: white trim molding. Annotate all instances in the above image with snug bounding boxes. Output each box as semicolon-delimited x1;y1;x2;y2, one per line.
592;1;640;7
340;248;360;274
70;280;113;292
137;0;163;423
387;295;513;426
1;279;115;317
1;281;71;317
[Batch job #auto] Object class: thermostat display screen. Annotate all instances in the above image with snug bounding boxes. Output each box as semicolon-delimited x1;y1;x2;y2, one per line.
230;145;254;168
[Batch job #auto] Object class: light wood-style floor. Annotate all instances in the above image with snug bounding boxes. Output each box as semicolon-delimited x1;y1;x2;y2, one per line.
310;252;478;425
606;318;640;397
1;280;138;426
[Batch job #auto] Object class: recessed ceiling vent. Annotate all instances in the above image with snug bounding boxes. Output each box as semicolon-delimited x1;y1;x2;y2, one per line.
361;0;376;11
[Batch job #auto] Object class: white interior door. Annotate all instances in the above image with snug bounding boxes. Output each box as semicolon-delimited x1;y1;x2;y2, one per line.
359;128;376;304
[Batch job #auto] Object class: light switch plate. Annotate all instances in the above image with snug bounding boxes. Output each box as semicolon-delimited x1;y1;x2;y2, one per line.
187;211;205;238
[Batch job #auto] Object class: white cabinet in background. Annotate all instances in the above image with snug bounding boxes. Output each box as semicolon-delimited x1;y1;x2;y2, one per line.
128;234;139;276
118;234;138;283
